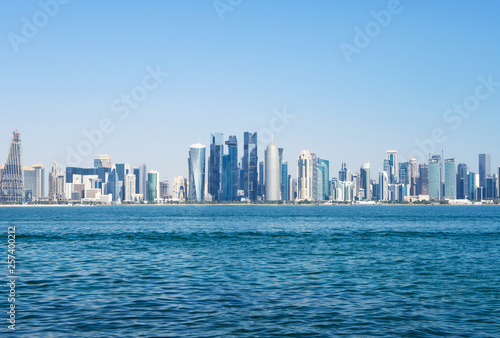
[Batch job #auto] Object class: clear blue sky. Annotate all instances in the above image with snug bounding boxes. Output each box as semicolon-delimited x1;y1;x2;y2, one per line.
1;0;500;181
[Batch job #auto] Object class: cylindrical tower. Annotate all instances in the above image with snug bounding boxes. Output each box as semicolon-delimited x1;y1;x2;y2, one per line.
265;143;280;201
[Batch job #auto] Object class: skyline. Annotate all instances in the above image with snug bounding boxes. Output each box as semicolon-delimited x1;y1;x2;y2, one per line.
2;1;500;180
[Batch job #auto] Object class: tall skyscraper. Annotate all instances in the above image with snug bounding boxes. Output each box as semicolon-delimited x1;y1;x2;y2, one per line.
386;150;398;184
124;173;136;202
281;161;288;201
107;168;120;202
297;150;313;201
444;159;456;199
399;162;409;185
0;130;24;203
147;171;159;202
265;143;280;201
360;163;371;201
98;154;112;168
223;135;238;201
409;157;418;196
418;163;429;195
172;176;187;201
379;171;389;201
258;160;265;200
429;157;441;200
243;132;258;200
317;159;330;201
188;143;206;202
339;161;350;182
138;163;147;199
457;163;468;199
160;180;169;199
468;172;477;200
208;133;223;201
479;154;491;189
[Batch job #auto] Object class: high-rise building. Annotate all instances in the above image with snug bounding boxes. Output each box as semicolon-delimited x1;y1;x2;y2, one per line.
379;171;389;201
281;161;288;201
160;180;169;199
106;168;120;202
444;158;456;199
485;176;497;199
0;130;24;203
258;160;265;200
188;143;206;202
399;162;409;185
124;173;136;202
360;163;371;201
138;163;147;200
468;172;477;200
265;143;280;201
429;157;441;200
115;163;130;200
208;133;224;201
409;157;418;196
457;163;468;199
479;154;491;189
98;154;112;168
223;135;238;201
147;171;159;202
297;150;313;201
172;176;187;201
243;132;258;200
317;159;330;201
386;150;398;184
339;161;350;182
418;163;429;195
32;164;45;198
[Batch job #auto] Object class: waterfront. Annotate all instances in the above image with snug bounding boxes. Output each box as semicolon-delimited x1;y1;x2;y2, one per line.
2;205;500;336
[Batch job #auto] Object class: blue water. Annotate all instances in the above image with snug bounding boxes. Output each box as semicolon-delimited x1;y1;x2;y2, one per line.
1;205;500;337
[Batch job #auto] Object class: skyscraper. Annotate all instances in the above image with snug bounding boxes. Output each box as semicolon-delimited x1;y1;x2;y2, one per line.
399;162;409;185
339;161;350;182
379;171;389;201
418;163;429;195
297;150;313;201
0;130;24;203
172;176;187;201
223;135;238;201
479;154;491;189
124;173;136;202
457;163;468;199
444;158;456;199
386;150;398;184
409;157;418;196
281;161;288;201
188;143;206;202
243;132;258;200
429;158;441;200
208;133;223;201
317;159;330;201
360;163;371;201
147;171;159;202
106;168;120;202
138;163;147;199
265;143;280;201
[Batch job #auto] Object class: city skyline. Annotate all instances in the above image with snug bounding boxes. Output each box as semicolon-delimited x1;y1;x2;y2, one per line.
2;1;500;180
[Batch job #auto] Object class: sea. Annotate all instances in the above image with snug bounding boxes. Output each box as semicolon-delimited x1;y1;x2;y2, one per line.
1;205;499;337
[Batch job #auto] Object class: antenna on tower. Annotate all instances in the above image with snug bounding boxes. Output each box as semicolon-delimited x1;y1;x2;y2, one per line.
5;123;11;133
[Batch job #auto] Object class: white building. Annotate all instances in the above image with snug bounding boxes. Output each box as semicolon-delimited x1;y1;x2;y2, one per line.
265;143;280;201
297;150;313;201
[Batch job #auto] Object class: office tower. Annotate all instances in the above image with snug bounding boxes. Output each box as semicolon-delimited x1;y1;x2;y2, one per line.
444;159;456;199
339;161;350;182
138;163;148;200
98;154;112;168
133;167;140;196
417;163;429;195
316;159;330;201
0;130;24;203
468;172;476;200
297;150;313;200
23;166;35;202
278;147;284;198
399;162;409;185
258;160;265;199
32;164;45;198
115;163;130;200
160;180;169;199
485;176;497;199
124;174;136;202
371;179;379;200
223;135;238;201
281;161;288;201
408;157;418;196
360;163;371;201
48;162;66;201
478;154;491;189
457;163;468;199
386;150;398;184
379;171;389;201
243;132;258;200
188;143;206;202
107;168;120;201
265;143;280;201
208;133;224;201
172;176;187;201
429;157;441;200
147;171;159;202
311;153;318;201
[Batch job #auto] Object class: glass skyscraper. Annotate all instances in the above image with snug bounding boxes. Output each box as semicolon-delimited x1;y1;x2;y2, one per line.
360;163;370;201
444;159;456;199
243;132;258;200
208;133;223;201
429;158;441;200
479;154;491;189
188;143;206;202
457;163;468;199
317;159;330;201
223;135;238;201
281;161;288;201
